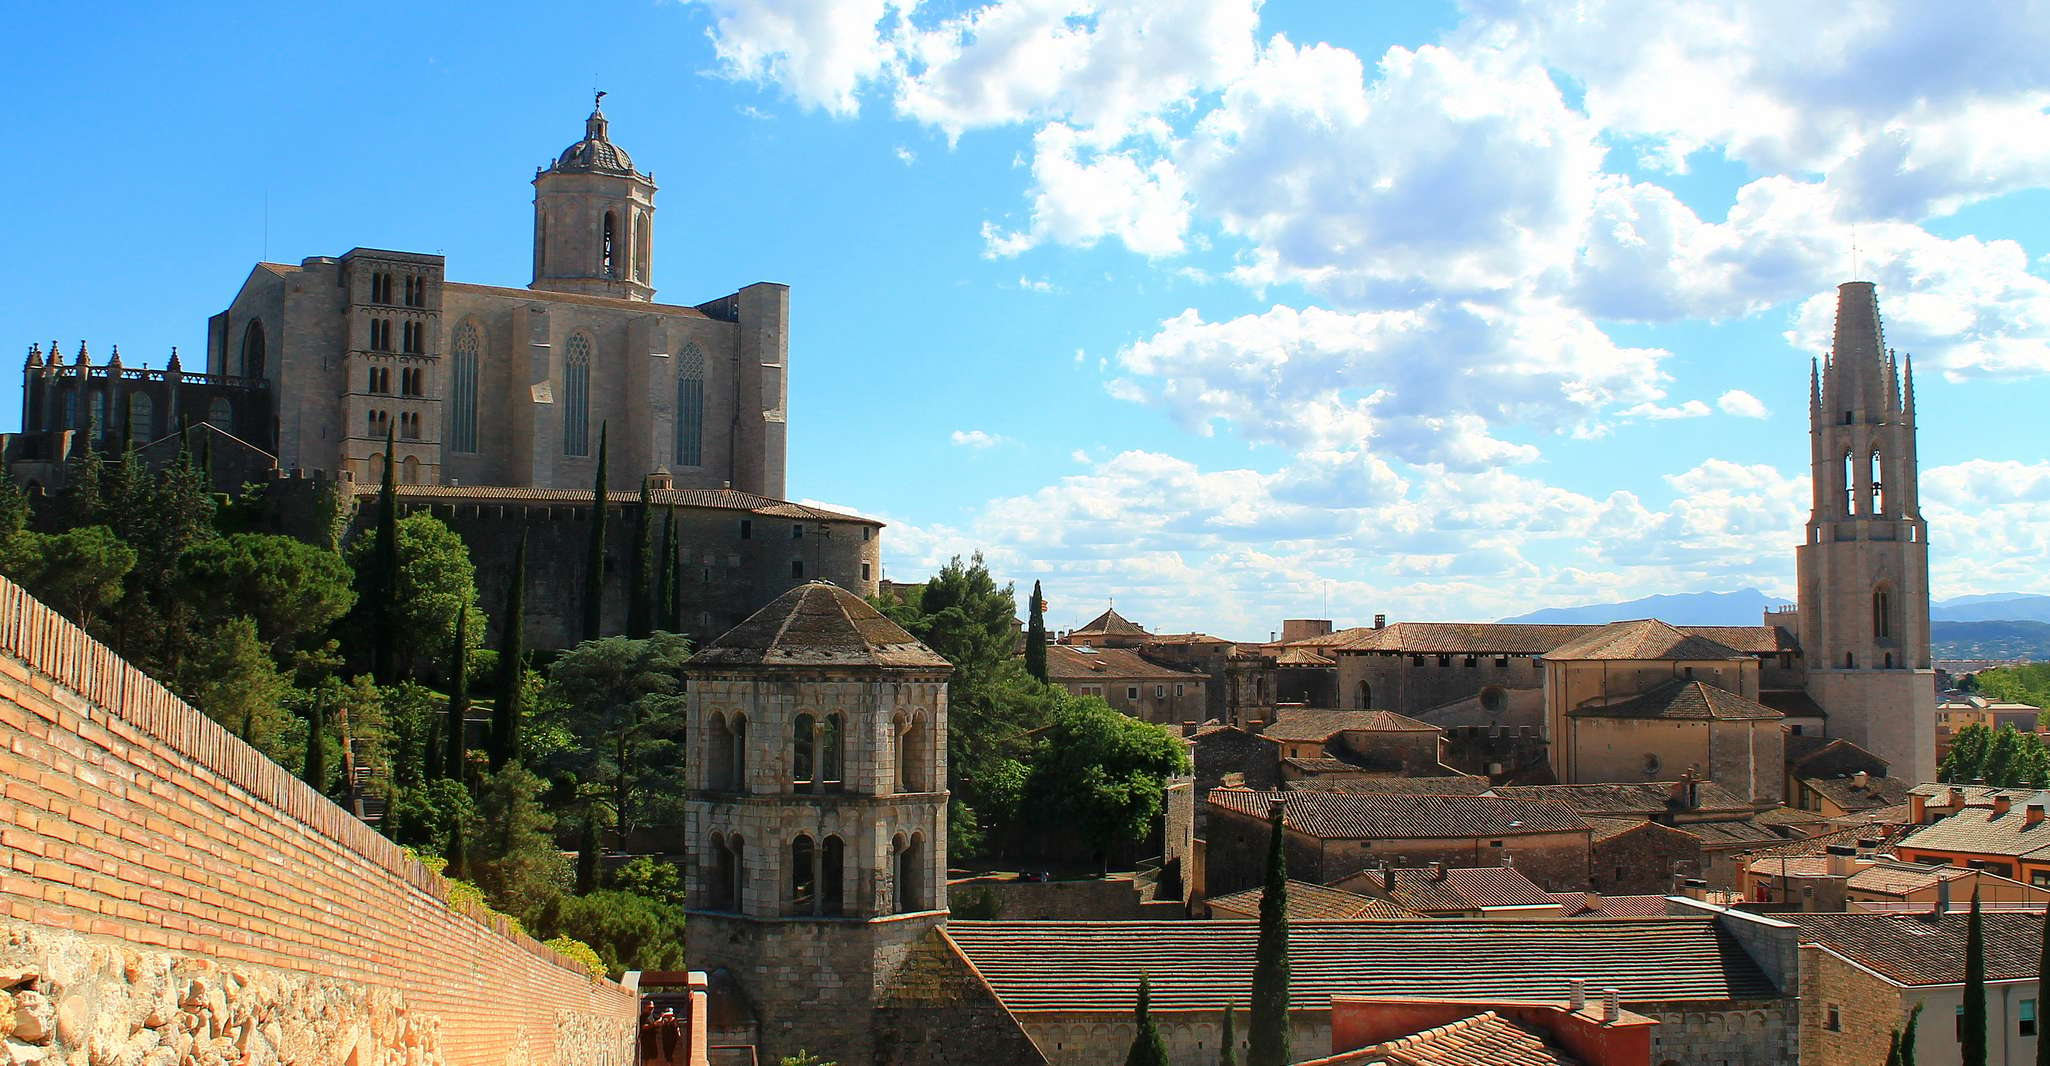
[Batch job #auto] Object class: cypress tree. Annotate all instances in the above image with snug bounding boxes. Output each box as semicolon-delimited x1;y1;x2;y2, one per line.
1901;1002;1922;1066
2039;907;2050;1066
576;812;602;895
1965;887;1987;1066
371;424;400;684
1124;974;1170;1066
422;710;442;784
581;422;608;642
1247;800;1291;1066
656;507;678;633
490;532;528;771
1886;1030;1902;1066
626;477;654;638
1026;580;1048;682
445;606;471;783
445;815;469;881
1219;1003;1237;1066
302;694;327;791
61;423;103;528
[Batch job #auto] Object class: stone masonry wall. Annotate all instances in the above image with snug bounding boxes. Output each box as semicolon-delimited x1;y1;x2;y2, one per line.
0;576;635;1065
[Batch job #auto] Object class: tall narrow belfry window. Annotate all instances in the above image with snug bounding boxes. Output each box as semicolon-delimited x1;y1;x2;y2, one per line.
634;211;651;281
792;713;816;789
602;212;617;278
563;334;592;456
820;713;844;788
1874;587;1893;640
675;344;704;466
790;835;816;914
450;323;480;452
1869;450;1885;514
820;837;845;916
241;320;266;379
1842;451;1857;516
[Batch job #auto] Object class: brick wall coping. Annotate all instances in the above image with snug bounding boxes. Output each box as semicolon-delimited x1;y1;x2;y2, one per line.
0;575;611;985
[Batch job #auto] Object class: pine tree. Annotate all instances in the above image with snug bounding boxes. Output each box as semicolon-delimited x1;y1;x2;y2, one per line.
581;422;608;642
1025;580;1048;682
1124;974;1170;1066
1965;887;1987;1066
626;477;654;638
445;606;471;783
490;532;528;771
1219;1003;1237;1066
371;425;400;684
302;693;328;791
61;426;102;529
1247;801;1291;1066
656;507;678;633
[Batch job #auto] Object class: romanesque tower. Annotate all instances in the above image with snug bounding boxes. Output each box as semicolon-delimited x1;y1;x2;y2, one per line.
1798;281;1937;783
532;95;657;303
683;581;953;1064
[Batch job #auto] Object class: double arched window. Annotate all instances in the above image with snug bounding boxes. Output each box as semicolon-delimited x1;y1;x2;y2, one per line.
675;343;704;467
793;713;845;793
563;333;592;456
893;832;925;913
707;712;747;791
709;832;744;912
788;834;845;917
450;322;480;453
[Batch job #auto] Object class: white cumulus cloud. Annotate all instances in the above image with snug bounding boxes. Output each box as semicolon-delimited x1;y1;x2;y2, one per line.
1718;390;1770;419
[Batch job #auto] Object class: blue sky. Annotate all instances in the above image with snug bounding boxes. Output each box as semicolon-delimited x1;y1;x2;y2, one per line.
7;0;2050;637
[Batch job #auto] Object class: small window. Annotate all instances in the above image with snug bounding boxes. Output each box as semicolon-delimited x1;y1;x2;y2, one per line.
862;527;871;541
1126;686;1139;701
1791;724;1805;736
2022;999;2037;1037
740;520;752;540
1494;656;1509;668
861;563;872;581
792;524;805;540
791;560;804;579
1464;656;1478;668
1684;666;1695;679
1175;684;1184;697
1438;655;1451;668
1958;1005;1966;1040
1155;685;1166;699
1411;654;1424;666
1827;1006;1841;1033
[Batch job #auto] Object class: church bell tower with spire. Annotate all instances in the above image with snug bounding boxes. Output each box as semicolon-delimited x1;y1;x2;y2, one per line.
1798;281;1937;783
532;94;657;302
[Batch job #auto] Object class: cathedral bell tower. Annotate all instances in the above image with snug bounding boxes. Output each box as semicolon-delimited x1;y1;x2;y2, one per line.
531;94;657;302
1797;281;1937;783
683;582;953;1064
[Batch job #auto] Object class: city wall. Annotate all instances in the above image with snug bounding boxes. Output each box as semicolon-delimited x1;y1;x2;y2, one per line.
0;576;636;1064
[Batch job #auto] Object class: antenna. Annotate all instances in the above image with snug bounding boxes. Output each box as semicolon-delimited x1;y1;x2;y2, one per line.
1851;224;1860;282
262;188;269;262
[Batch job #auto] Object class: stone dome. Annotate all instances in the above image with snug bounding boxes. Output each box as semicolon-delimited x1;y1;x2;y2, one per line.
552;107;636;175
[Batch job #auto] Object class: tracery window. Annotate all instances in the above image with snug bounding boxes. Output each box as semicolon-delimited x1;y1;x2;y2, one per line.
127;393;153;441
675;344;704;467
563;334;592;456
450;323;480;453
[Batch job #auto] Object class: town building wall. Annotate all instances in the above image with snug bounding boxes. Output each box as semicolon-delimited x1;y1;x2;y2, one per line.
1590;821;1704;894
0;575;635;1065
1202;806;1591;892
1338;651;1545;717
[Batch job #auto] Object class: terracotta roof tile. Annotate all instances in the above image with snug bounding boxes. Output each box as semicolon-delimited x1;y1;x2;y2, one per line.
1309;1011;1583;1066
1359;867;1559;912
1207;880;1401;920
1276;645;1338;666
1287;775;1495;796
1678;625;1798;655
1043;645;1207;682
1544;620;1749;662
1486;781;1753;816
1073;607;1148;636
1208;790;1587;840
1844;861;1979;897
1262;709;1439;742
351;482;879;523
687;582;952;670
1565;679;1781;722
945;918;1779;1012
1328;623;1602;655
1551;894;1673;918
1800;775;1911;811
1899;807;2050;861
1793;912;2048;985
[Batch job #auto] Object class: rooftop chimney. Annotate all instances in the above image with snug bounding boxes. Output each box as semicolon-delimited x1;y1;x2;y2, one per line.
2028;803;2045;827
1933;876;1951;918
1429;861;1446;882
1373;614;1387;630
1825;844;1858;877
1852;770;1870;790
1602;989;1621;1024
1994;793;2013;816
1568;979;1586;1011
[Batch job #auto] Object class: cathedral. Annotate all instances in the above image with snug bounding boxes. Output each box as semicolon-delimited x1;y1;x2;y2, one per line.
12;98;787;498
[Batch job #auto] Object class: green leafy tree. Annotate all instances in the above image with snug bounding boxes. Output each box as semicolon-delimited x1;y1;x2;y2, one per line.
1979;665;2050;711
446;607;472;782
1965;887;1987;1066
778;1053;835;1066
472;763;564;921
626;479;654;638
186;616;293;757
533;889;690;974
613;856;688;909
1021;694;1191;867
491;531;529;770
348;512;481;682
3;526;136;628
582;422;608;641
60;431;103;530
541;633;693;841
1942;723;2050;787
1247;801;1291;1066
179;533;355;659
1124;974;1170;1066
1025;580;1048;682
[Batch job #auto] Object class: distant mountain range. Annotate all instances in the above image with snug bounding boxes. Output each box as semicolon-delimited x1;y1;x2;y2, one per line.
1498;589;2050;661
1498;588;1793;626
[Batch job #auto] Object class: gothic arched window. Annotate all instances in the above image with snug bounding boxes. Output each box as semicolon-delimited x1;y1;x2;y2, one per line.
634;210;651;282
675;343;705;467
1356;681;1371;709
450;322;480;453
602;212;617;278
207;397;233;430
790;835;816;914
127;392;153;442
1842;451;1856;516
241;320;266;379
88;392;106;441
820;713;844;788
1873;586;1894;640
1869;450;1885;514
792;712;816;788
563;334;592;456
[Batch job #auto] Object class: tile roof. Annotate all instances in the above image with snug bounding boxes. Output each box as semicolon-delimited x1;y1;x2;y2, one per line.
1544;620;1749;662
1288;775;1496;797
1554;894;1674;918
1144;632;1234;646
351;482;878;523
1207;790;1587;840
1898;806;2050;860
1207;880;1403;920
1263;709;1439;742
945;918;1780;1011
1738;822;1915;862
1583;817;1653;844
1043;644;1207;682
1792;912;2049;985
687;581;952;670
1750;806;1834;828
1303;1012;1582;1066
1073;607;1148;636
1486;781;1754;816
1328;623;1602;655
1672;819;1786;848
1565;679;1781;721
1800;775;1912;811
1760;690;1831;719
1276;645;1338;666
441;279;712;317
1359;867;1559;912
1678;625;1797;655
1844;860;1980;898
1285;757;1377;775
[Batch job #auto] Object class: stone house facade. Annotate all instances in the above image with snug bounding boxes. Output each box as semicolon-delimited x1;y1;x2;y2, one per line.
1043;644;1208;726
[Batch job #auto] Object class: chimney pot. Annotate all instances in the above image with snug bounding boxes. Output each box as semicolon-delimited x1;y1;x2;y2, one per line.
1852;770;1870;789
1994;793;2013;816
2027;804;2044;827
1568;979;1585;1011
1602;989;1621;1023
1373;613;1386;630
1934;877;1951;917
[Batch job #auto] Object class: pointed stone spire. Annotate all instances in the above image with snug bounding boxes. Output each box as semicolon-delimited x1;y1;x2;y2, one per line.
1809;357;1821;414
25;343;42;369
74;341;90;367
167;346;182;374
1828;281;1890;419
108;345;122;369
1885;348;1901;413
1903;354;1916;422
